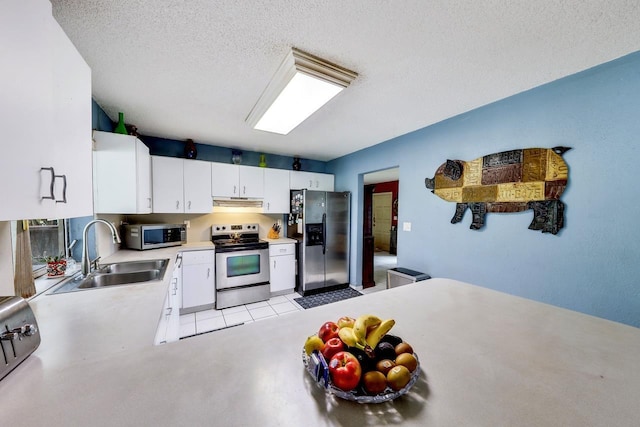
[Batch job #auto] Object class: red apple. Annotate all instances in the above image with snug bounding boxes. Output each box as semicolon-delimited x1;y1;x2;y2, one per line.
328;351;362;391
321;337;344;361
318;321;340;343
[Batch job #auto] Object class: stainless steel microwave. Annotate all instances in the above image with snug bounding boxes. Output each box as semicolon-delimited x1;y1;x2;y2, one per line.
122;224;186;250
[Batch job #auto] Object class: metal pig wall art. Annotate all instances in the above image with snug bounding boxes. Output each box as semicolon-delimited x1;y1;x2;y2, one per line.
424;147;571;234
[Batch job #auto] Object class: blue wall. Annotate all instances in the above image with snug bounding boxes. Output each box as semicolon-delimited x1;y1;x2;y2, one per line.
140;135;326;172
328;51;640;328
92;99;113;133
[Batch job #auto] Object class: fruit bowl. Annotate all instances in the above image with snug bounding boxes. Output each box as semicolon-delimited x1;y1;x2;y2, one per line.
302;348;421;403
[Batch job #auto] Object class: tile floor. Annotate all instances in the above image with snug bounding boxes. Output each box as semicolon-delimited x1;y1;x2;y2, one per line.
178;251;397;339
179;292;305;338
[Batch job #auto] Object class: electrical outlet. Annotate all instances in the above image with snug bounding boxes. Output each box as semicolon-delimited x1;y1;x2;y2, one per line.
402;222;412;231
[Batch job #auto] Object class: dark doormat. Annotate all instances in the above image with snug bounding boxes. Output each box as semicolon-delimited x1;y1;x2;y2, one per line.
294;287;363;310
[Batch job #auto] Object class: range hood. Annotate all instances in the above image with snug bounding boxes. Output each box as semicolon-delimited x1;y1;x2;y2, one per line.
212;197;263;208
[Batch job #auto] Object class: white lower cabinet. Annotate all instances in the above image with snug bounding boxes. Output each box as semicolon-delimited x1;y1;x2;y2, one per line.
154;290;171;345
269;243;296;295
180;250;216;313
155;253;182;345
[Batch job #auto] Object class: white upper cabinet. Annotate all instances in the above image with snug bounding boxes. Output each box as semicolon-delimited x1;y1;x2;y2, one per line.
183;159;213;213
152;156;212;213
240;166;265;198
210;163;238;197
51;15;93;219
152;156;184;213
93;131;152;214
211;163;264;198
289;171;335;191
0;0;92;220
263;169;290;213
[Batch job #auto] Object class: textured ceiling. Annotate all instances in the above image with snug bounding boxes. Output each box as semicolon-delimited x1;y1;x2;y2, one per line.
51;0;640;161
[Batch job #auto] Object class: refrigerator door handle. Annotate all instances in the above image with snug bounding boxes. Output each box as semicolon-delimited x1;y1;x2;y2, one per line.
322;213;326;255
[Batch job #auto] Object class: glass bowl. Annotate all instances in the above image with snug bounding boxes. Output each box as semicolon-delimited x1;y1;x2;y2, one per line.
302;348;421;403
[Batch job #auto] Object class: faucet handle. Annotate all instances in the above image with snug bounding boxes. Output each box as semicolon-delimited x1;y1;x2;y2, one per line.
91;257;101;270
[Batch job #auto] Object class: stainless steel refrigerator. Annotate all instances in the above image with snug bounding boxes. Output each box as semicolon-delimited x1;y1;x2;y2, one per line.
288;190;350;295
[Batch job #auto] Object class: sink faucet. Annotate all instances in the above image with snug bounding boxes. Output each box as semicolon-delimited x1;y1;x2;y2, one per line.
81;219;121;276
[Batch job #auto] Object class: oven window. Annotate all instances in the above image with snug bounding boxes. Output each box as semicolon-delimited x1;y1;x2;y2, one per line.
226;254;260;277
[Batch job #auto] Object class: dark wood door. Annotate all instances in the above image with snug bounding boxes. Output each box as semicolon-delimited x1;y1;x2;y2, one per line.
362;185;375;288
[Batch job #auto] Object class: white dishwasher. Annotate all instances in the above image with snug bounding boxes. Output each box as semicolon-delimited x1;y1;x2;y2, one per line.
180;250;216;314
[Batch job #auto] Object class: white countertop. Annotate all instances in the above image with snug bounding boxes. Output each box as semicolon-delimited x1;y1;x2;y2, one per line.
3;258;640;426
263;237;297;245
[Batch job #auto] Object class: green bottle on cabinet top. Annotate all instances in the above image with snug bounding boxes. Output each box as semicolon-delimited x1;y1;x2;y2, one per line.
114;112;127;134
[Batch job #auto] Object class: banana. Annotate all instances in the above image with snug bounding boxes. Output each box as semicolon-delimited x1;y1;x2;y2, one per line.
338;327;366;351
353;314;382;342
365;318;396;348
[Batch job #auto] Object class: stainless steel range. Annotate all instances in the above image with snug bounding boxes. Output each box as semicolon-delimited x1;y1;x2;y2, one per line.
212;223;270;309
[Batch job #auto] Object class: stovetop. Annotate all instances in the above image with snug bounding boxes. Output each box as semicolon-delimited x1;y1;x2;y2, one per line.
213;237;261;246
211;223;267;249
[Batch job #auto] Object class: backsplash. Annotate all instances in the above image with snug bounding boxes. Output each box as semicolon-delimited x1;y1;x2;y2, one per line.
122;212;286;243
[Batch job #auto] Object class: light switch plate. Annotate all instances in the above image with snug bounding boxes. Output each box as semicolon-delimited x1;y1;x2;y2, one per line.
403;222;411;231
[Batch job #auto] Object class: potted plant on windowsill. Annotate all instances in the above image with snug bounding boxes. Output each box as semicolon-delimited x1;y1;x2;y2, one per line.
37;254;67;278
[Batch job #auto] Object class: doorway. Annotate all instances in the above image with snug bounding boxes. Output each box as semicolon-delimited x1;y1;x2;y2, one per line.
373;192;392;251
362;168;398;290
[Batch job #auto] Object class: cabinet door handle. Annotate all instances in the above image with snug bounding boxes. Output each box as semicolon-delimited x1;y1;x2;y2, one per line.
40;167;56;200
243;185;246;195
207;268;210;279
233;185;237;195
176;200;180;210
188;201;191;210
273;260;276;269
55;174;67;203
267;202;270;211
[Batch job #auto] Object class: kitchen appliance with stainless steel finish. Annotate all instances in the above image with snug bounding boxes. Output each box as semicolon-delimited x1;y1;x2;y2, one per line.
122;223;186;250
212;223;270;309
0;296;41;381
288;190;350;296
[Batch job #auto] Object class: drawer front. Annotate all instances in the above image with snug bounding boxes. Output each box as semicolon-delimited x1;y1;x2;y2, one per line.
181;250;215;266
269;243;295;256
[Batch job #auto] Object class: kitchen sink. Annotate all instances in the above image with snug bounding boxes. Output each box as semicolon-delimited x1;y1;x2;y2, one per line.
77;269;163;289
50;258;170;294
97;259;169;275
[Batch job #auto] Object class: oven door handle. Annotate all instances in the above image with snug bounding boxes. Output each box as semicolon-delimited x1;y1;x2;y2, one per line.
322;213;326;255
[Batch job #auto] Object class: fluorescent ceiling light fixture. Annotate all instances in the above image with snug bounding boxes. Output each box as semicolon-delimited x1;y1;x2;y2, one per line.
246;48;357;135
